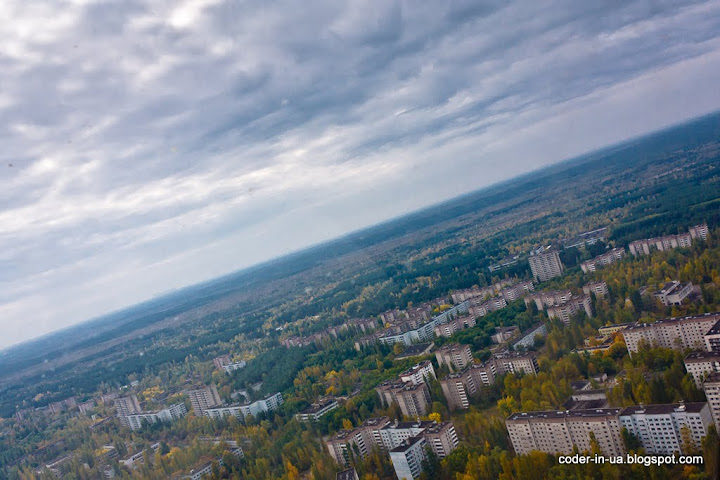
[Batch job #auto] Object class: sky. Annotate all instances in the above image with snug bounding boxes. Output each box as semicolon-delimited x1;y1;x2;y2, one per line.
2;0;720;349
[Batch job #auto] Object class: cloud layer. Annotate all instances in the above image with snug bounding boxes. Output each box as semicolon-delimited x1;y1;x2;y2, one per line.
2;0;720;348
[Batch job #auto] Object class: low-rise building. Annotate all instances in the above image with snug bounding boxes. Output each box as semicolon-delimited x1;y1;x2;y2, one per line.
653;281;694;306
222;360;247;374
619;403;712;455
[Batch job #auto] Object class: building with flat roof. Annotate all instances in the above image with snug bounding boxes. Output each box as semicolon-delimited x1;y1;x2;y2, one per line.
492;326;520;344
376;381;431;418
125;403;187;431
114;395;142;428
222;360;247;374
684;352;720;388
513;324;548;349
546;295;593;325
434;315;476;338
580;248;625;273
435;343;473;372
506;408;624;456
336;468;359;480
619;402;712;455
583;281;609;298
213;355;231;370
394;342;434;360
622;313;720;356
390;436;427;480
706;319;720;352
629;224;708;256
702;373;720;430
185;385;222;415
493;351;539;376
399;360;436;385
525;289;574;311
528;249;564;282
295;399;339;423
653;281;694;306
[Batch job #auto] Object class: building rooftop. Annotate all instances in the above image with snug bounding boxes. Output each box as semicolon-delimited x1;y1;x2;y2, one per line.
624;312;720;332
705;372;720;383
336;468;358;480
423;421;452;434
507;408;622;421
685;351;720;363
360;416;390;428
395;342;434;358
706;319;720;336
299;398;337;415
619;402;707;416
389;435;425;453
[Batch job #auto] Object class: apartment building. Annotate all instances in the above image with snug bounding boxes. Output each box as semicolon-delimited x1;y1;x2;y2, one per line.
375;381;432;417
580;248;625;273
434;315;476;338
702;373;720;430
295;398;339;422
506;408;624;456
125;403;187;431
440;361;498;411
390;436;427;480
203;392;283;421
653;281;694;306
528;249;564;282
619;403;712;455
113;395;141;428
684;352;720;388
583;281;609;298
489;255;520;272
628;224;708;256
500;280;535;302
706;319;720;352
492;326;520;344
524;289;573;311
513;324;548;349
622;313;720;356
185;385;222;415
546;295;593;325
422;421;460;458
451;280;515;303
435;343;473;372
468;297;507;318
493;351;539;376
399;360;436;385
222;360;247;374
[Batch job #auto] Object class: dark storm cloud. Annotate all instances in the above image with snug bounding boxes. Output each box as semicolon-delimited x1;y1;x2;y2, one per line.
1;0;720;347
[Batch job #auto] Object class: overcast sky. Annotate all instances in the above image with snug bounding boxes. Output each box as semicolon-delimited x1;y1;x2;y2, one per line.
2;0;720;349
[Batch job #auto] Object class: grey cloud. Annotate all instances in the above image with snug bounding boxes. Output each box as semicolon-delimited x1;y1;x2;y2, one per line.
1;0;720;347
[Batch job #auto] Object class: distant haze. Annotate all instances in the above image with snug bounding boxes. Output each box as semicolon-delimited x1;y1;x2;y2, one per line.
2;0;720;348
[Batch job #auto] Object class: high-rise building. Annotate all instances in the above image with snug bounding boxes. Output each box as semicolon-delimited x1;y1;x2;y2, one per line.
546;294;593;325
435;343;473;372
528;249;564;282
583;281;609;298
390;436;427;480
619;403;712;455
125;403;187;431
399;360;436;385
684;352;720;388
703;373;720;430
622;313;720;356
375;381;432;418
114;395;141;428
506;408;624;456
580;248;625;273
186;385;222;415
492;351;539;376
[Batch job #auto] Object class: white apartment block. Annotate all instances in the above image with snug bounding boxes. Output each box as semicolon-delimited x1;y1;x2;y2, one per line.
203;392;283;421
435;343;473;372
295;399;339;422
583;281;609;298
702;373;720;430
114;395;142;428
390;436;427;480
528;249;564;282
619;403;712;455
399;360;436;385
185;385;222;414
434;315;476;338
628;224;708;256
580;248;625;273
493;351;539;376
684;352;720;388
440;361;497;411
500;280;535;302
506;408;624;456
125;403;187;431
622;313;720;356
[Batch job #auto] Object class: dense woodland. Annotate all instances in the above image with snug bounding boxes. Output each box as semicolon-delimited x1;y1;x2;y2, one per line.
1;117;720;479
